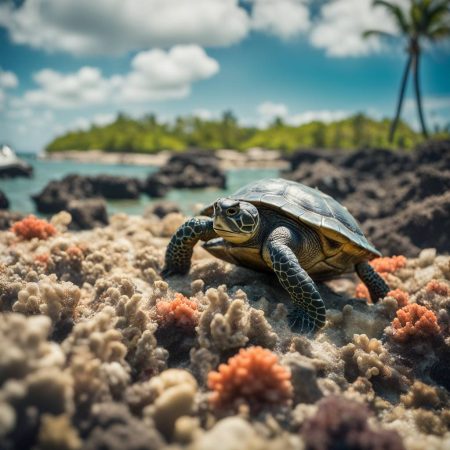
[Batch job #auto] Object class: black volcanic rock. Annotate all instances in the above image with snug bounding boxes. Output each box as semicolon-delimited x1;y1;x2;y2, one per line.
33;174;141;214
67;198;109;230
142;150;226;198
283;140;450;256
0;191;9;209
0;161;33;178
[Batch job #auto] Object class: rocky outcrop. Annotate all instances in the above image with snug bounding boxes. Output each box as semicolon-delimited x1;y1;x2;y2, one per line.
0;161;33;178
283;140;450;256
142;150;226;198
67;198;109;230
0;191;9;209
32;174;141;214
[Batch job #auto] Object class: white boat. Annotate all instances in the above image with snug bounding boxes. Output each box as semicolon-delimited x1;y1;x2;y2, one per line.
0;145;33;177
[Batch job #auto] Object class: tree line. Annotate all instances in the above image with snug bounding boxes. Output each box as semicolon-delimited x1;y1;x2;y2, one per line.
46;112;448;154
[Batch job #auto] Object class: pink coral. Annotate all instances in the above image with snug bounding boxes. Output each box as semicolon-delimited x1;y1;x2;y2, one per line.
388;289;410;308
155;293;199;330
11;215;57;240
207;346;293;409
392;304;440;343
426;280;450;297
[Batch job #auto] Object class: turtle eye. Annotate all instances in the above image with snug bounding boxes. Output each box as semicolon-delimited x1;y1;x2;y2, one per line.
226;207;238;216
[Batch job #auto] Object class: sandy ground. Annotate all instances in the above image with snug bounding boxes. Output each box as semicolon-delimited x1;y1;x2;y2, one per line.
42;148;289;170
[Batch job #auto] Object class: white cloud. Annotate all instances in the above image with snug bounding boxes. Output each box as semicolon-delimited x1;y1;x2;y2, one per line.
0;67;18;109
24;67;113;108
120;46;219;102
0;68;18;89
193;109;214;120
287;109;349;125
257;101;289;126
0;0;249;55
404;96;450;113
310;0;408;57
256;101;349;127
251;0;310;39
20;45;219;109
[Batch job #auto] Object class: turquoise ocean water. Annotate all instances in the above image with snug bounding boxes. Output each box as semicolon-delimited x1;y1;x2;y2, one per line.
0;154;279;216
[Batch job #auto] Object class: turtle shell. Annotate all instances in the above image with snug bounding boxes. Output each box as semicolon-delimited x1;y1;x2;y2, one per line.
202;178;381;258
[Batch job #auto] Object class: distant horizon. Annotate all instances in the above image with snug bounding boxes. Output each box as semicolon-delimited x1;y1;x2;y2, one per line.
2;109;437;154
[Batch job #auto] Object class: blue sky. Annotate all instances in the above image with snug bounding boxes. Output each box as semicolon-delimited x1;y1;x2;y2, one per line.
0;0;449;152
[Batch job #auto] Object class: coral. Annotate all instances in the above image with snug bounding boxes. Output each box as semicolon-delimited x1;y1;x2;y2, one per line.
11;215;57;240
387;289;410;308
83;402;163;450
36;414;82;450
401;381;446;410
207;346;293;410
155;293;199;331
61;307;130;410
12;275;81;336
0;314;72;449
0;266;23;312
392;304;440;343
188;417;300;450
197;286;277;352
301;395;405;450
370;256;407;274
341;334;404;382
355;283;370;300
1;212;450;450
143;369;198;440
426;280;450;297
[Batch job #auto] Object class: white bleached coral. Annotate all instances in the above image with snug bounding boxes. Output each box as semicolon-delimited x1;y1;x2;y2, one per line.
196;285;277;352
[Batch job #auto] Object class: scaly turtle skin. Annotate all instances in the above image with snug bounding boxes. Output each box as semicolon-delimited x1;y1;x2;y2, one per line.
162;178;389;334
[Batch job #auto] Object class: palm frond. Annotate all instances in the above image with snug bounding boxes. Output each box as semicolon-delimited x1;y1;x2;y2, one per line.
426;24;450;39
363;29;396;39
373;0;411;33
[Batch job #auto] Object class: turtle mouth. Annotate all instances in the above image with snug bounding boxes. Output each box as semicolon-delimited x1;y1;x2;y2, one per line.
214;226;251;235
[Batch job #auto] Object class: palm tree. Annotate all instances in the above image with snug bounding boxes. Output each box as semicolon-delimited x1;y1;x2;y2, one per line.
364;0;450;142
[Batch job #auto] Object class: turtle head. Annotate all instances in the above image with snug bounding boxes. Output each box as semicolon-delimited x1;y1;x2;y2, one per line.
212;198;259;244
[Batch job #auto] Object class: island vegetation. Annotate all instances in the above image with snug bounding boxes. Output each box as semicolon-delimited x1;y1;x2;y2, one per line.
45;112;448;154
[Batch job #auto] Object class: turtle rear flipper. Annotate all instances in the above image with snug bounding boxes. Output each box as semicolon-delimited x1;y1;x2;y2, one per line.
356;262;389;303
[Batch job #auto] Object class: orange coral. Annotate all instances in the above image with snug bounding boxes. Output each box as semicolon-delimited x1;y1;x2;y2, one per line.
370;255;407;274
426;280;450;297
66;245;84;259
388;289;409;308
392;304;440;343
11;215;57;240
156;293;199;330
34;253;50;266
207;346;293;409
355;283;370;300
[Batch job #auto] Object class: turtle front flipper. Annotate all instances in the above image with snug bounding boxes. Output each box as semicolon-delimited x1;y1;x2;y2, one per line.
161;218;217;277
355;262;389;303
263;229;326;334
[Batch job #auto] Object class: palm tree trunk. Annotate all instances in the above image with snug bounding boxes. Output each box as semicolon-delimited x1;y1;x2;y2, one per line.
389;53;413;142
413;49;429;138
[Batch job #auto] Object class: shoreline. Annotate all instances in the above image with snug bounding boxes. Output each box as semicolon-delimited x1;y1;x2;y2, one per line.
41;148;290;170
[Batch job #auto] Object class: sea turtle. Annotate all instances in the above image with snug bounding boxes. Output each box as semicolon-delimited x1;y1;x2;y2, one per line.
161;178;389;333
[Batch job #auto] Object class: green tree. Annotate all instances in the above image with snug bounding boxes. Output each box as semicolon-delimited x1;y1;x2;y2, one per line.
364;0;450;141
